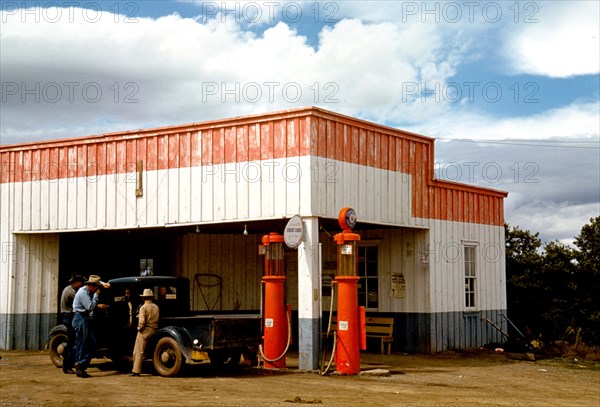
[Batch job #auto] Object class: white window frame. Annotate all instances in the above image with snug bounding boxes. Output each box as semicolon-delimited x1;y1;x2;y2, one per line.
463;245;477;309
357;243;379;311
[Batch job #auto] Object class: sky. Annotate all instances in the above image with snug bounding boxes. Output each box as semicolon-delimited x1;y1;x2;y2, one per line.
1;1;599;246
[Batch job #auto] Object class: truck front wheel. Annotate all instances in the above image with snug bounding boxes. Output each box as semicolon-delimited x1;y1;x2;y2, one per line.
153;337;185;377
48;332;68;368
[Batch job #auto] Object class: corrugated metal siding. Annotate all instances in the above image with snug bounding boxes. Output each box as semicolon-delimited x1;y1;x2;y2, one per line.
177;234;302;313
307;112;505;227
311;156;416;227
428;220;506;314
427;219;506;352
428;309;507;352
319;222;505;315
0;180;11;347
0;114;316;232
1;107;506;234
318;224;506;352
1;154;315;232
0;233;59;349
319;228;431;314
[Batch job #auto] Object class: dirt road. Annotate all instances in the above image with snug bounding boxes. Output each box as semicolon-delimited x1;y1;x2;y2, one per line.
1;349;598;407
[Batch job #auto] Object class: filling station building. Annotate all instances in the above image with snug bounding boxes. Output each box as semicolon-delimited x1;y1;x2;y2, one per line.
0;107;508;369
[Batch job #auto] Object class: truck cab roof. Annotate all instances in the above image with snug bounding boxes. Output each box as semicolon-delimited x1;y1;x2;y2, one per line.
107;276;189;316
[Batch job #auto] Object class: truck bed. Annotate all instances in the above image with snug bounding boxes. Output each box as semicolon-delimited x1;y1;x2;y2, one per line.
160;313;262;350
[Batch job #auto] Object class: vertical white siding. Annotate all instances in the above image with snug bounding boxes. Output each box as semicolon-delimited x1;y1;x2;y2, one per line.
0;233;59;349
318;228;431;314
4;156;315;233
427;220;506;313
0;108;507;352
311;157;417;228
0;181;14;349
178;233;262;311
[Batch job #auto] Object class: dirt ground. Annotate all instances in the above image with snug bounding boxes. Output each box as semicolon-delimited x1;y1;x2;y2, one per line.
0;349;598;407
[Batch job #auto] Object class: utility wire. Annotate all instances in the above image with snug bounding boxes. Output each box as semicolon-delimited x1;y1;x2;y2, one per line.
437;138;600;149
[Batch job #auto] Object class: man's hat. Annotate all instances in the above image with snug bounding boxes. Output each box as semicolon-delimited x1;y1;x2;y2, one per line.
68;273;85;283
140;288;154;298
84;275;102;287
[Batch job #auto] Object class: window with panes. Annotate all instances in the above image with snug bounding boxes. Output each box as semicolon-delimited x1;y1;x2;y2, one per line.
357;245;378;310
464;246;476;308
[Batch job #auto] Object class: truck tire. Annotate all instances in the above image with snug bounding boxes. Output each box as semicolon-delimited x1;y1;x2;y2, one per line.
48;332;68;368
153;336;185;377
242;349;259;367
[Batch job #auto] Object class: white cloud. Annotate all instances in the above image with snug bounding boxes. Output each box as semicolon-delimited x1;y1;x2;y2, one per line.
434;134;600;247
503;1;600;78
505;198;599;246
430;103;599;248
338;1;600;79
418;101;600;140
1;3;598;248
0;8;463;144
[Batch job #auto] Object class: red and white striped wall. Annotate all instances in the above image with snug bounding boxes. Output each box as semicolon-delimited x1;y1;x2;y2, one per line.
1;107;507;354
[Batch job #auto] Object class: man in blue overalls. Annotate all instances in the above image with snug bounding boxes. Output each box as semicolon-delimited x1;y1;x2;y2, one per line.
72;275;109;378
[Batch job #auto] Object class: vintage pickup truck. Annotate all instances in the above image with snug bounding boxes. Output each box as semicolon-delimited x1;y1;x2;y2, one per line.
48;276;261;377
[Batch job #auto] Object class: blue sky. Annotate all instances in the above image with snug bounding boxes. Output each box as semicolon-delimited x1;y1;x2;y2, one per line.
1;1;599;245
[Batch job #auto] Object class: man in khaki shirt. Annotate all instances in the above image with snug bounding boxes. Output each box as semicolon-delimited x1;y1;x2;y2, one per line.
130;288;160;376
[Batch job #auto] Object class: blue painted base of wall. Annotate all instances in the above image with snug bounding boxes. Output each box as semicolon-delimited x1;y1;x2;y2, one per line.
409;309;508;352
2;309;507;353
0;313;58;350
323;309;508;354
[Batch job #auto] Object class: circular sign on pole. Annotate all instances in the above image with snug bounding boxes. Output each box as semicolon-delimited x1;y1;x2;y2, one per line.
338;207;357;230
284;215;304;248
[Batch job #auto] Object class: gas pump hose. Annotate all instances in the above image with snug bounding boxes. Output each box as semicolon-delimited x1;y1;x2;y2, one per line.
259;308;292;363
321;331;336;375
320;283;336;375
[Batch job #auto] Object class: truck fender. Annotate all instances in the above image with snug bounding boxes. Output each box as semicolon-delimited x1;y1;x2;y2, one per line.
48;324;67;339
149;326;195;361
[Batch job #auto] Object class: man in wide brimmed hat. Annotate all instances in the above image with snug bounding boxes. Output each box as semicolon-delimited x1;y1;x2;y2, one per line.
59;273;85;374
72;275;109;378
131;288;160;377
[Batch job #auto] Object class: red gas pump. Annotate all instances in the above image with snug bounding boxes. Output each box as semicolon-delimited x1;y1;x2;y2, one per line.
333;208;366;375
259;232;291;369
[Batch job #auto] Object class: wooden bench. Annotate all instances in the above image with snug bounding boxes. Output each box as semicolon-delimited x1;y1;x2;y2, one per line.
323;316;394;355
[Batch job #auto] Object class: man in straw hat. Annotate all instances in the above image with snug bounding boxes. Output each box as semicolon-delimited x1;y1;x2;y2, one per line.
131;288;160;376
72;275;109;378
59;273;85;374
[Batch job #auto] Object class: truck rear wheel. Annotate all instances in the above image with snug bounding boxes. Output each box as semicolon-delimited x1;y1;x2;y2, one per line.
49;332;68;368
153;337;185;377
